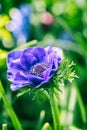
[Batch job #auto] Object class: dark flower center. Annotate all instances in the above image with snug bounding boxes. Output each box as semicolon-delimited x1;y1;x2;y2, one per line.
30;63;49;77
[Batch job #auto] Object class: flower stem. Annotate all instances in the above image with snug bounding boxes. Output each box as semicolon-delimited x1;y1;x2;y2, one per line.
0;81;23;130
48;90;61;130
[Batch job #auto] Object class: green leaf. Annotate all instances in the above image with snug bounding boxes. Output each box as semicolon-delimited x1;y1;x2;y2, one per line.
0;81;23;130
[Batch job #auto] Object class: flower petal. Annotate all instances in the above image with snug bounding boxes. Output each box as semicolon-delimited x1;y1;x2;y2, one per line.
20;53;37;70
10;59;23;71
52;60;58;70
23;47;33;53
11;83;30;91
50;60;58;76
28;75;44;87
45;46;63;63
11;72;33;91
31;47;47;62
42;68;51;79
14;72;29;83
7;50;22;67
35;78;50;88
7;70;15;82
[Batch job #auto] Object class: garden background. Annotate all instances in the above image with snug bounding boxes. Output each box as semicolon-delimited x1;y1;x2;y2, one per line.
0;0;87;130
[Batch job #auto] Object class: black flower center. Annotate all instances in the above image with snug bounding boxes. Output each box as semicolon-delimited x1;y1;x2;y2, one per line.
30;63;49;77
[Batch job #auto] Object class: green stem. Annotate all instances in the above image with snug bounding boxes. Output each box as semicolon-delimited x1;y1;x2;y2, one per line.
36;110;45;130
75;85;87;125
48;90;61;130
2;124;7;130
0;81;23;130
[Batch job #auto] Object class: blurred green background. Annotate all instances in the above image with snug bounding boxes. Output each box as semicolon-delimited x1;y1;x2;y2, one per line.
0;0;87;130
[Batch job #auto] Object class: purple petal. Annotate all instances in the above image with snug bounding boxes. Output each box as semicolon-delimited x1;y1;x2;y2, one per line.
35;78;50;88
23;47;33;53
52;47;63;60
52;60;58;70
7;60;24;82
10;59;23;71
45;46;63;63
45;46;52;54
20;53;37;70
31;47;47;62
50;60;58;75
42;68;51;79
7;70;15;82
28;75;44;86
14;72;29;83
11;83;30;91
28;73;51;88
7;50;22;67
11;72;33;91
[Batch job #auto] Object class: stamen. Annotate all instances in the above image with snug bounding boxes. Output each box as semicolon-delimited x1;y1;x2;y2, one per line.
30;63;49;77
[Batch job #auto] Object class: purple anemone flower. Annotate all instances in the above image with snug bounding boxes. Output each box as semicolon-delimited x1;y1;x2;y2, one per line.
7;46;63;91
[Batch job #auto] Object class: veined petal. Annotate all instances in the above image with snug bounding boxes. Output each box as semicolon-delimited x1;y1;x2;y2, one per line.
10;59;23;71
20;53;37;70
50;60;58;76
45;46;63;62
42;68;51;79
52;47;63;60
10;72;33;91
11;82;31;91
7;70;15;82
7;50;22;67
52;59;58;70
14;72;29;83
28;74;44;86
45;46;52;54
23;47;33;53
31;47;47;62
35;78;50;88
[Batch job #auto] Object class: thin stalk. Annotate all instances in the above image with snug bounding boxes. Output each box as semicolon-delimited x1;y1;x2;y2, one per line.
0;81;23;130
2;124;7;130
36;110;45;130
75;85;87;125
15;40;37;50
48;90;61;130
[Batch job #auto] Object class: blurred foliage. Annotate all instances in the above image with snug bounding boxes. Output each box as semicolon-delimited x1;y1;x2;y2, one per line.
0;0;87;130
